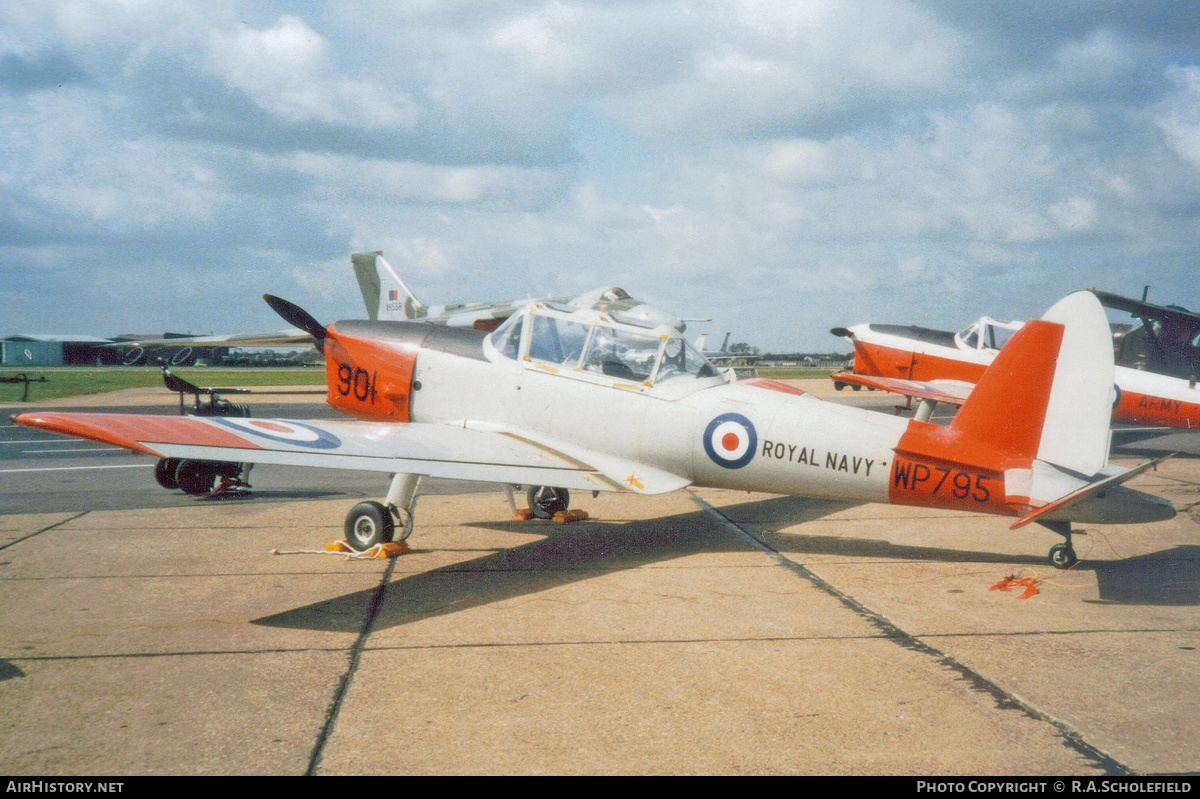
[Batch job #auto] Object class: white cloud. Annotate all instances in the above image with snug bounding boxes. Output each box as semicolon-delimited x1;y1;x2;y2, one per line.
1155;66;1200;171
1049;197;1098;232
2;1;1199;349
206;16;418;128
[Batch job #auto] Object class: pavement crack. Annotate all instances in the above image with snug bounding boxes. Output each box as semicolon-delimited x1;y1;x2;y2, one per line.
0;511;90;552
688;491;1134;777
305;556;398;776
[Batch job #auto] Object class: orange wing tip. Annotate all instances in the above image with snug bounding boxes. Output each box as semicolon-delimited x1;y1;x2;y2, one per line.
14;412;162;456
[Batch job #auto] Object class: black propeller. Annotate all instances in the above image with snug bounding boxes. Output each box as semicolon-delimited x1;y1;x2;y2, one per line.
263;294;327;350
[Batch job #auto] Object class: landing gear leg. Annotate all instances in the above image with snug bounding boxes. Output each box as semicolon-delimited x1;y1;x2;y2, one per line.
384;473;421;542
502;484;520;515
1040;520;1079;570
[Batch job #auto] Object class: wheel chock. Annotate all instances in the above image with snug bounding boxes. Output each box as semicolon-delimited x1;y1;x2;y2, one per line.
513;508;589;522
323;540;410;557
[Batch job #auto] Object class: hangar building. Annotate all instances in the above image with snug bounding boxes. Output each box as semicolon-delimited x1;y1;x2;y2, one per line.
2;334;115;366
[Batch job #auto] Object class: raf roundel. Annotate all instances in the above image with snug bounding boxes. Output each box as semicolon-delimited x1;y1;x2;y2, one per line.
703;413;757;469
213;418;342;450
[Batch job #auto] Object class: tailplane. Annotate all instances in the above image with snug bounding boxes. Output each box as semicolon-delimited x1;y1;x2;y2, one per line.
351;251;424;322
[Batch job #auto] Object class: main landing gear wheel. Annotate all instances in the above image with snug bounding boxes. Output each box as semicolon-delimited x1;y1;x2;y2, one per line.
1048;542;1078;570
175;459;218;495
173;459;243;496
344;501;395;551
527;486;570;519
154;458;182;490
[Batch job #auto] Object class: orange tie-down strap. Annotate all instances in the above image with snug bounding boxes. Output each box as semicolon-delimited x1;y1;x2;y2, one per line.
989;573;1040;600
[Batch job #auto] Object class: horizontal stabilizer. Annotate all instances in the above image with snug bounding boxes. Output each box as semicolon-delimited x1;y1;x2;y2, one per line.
1009;456;1173;529
831;372;972;406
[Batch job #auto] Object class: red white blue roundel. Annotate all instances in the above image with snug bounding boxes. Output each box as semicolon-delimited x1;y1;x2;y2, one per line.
213;418;341;449
704;413;757;469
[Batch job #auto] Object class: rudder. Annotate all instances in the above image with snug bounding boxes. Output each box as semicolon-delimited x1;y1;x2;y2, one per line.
949;291;1113;475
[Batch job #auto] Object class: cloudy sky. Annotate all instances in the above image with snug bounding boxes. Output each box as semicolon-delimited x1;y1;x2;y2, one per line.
1;1;1197;352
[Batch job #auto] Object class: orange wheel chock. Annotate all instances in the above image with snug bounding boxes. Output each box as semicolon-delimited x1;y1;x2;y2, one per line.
324;540;410;558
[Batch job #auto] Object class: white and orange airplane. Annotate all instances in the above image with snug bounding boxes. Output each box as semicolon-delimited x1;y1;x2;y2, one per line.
831;290;1200;431
13;291;1175;569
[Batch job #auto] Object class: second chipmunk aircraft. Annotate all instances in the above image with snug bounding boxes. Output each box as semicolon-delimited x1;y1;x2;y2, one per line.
831;289;1200;431
14;290;1176;569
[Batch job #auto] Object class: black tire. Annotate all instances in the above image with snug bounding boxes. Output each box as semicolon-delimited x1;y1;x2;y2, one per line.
154;458;181;490
175;460;218;495
833;382;845;391
1049;543;1078;570
527;486;570;519
344;501;395;551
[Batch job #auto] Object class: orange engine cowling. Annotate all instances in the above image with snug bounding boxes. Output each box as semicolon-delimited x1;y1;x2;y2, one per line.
321;321;431;422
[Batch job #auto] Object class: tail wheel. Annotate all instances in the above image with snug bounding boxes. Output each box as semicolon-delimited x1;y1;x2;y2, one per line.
154;458;181;490
345;501;395;551
1049;543;1078;570
527;486;570;519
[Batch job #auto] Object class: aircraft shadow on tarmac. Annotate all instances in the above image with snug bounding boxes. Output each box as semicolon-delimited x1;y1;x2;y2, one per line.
0;659;25;683
252;496;1200;633
1087;546;1200;606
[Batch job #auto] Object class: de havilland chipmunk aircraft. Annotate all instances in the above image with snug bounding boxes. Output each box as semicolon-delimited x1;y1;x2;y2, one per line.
831;289;1200;431
13;291;1175;569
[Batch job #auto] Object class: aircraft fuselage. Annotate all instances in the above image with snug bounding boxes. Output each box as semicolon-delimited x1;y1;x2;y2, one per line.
844;324;1200;430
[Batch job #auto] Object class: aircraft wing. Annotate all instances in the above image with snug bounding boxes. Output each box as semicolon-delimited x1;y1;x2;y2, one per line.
12;412;688;495
831;372;974;406
1091;290;1200;331
106;328;315;349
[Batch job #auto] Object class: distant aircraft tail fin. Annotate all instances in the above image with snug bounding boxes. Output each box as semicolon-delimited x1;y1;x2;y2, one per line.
351;251;424;322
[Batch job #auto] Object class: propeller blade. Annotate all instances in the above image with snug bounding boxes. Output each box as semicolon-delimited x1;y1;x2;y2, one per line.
263;294;327;346
161;367;201;394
